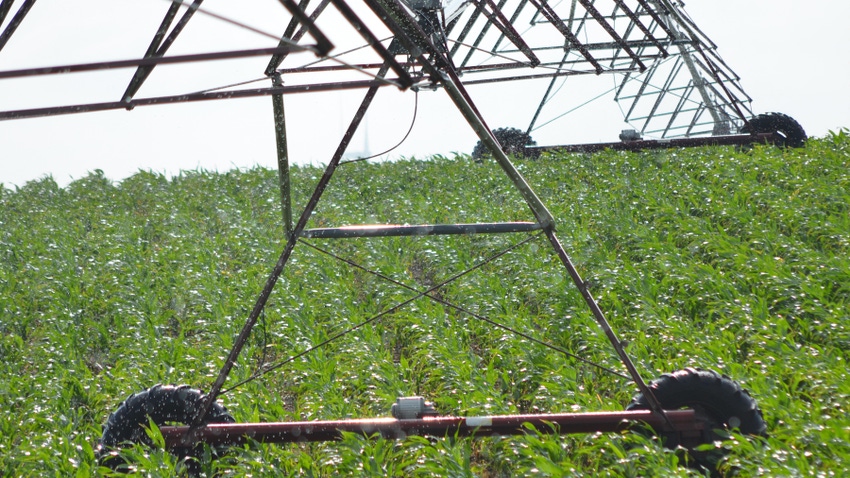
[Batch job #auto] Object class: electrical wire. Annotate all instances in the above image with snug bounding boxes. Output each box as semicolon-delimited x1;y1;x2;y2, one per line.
339;89;419;165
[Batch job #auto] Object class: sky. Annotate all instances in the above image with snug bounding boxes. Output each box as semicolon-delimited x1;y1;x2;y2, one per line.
1;0;848;188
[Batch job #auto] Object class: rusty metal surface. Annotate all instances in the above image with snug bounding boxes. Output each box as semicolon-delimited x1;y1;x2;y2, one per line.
164;409;702;447
531;132;779;153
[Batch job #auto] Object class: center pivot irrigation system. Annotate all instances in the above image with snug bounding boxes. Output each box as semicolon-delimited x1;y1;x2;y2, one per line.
1;0;788;473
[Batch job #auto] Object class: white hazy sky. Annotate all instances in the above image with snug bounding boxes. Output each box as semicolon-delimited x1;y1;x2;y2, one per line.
1;0;848;188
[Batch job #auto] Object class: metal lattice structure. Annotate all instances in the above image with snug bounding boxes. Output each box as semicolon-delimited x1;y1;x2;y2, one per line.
2;0;774;470
425;0;754;138
1;0;753;141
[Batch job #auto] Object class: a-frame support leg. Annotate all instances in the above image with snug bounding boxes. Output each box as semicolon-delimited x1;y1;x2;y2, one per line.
190;63;392;430
438;69;666;418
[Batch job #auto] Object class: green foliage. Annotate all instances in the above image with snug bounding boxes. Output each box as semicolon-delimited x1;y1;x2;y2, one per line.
1;132;848;475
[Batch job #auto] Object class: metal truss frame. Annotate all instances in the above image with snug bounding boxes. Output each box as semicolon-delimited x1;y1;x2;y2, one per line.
1;0;761;453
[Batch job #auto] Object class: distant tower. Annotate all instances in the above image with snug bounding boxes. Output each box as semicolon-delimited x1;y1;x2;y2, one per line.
343;116;371;160
362;117;370;158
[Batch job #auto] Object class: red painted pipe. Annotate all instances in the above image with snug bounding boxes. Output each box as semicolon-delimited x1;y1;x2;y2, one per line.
162;409;701;448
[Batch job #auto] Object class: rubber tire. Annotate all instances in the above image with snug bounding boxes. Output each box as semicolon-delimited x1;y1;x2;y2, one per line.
740;112;807;148
472;127;540;160
95;384;235;473
626;368;766;472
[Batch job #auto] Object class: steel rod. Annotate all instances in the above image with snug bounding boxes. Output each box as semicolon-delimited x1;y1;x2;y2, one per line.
459;0;508;68
525;0;602;74
440;70;556;229
0;0;15;25
266;0;331;74
0;46;317;80
637;0;676;38
300;222;543;239
611;0;667;56
690;41;752;126
0;0;36;53
138;2;181;69
0;78;400;121
122;0;204;103
577;0;644;71
327;0;413;87
0;39;670;81
271;74;294;237
448;0;488;58
276;0;334;56
490;0;530;53
527;50;571;134
478;0;540;67
542;231;667;419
